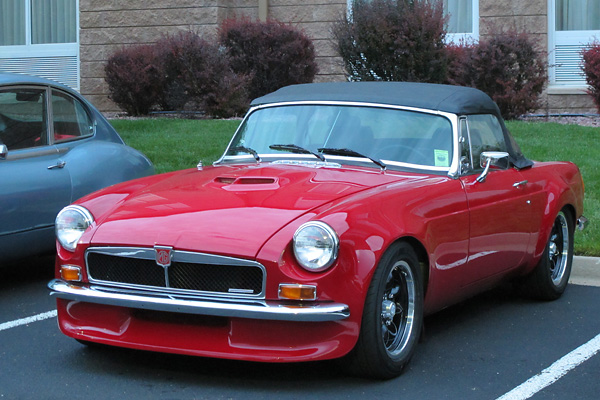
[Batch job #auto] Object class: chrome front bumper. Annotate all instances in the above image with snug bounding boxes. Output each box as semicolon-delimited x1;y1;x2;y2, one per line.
48;279;350;322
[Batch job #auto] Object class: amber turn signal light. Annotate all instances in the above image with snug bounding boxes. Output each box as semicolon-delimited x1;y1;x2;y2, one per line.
278;284;317;301
60;265;82;282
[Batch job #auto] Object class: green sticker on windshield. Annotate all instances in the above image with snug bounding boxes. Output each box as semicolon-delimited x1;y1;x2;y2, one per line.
434;149;449;167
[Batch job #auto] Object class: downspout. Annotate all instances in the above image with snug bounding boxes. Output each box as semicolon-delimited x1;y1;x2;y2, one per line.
258;0;268;22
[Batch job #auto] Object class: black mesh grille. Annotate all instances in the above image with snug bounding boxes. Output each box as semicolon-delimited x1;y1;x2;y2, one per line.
87;252;263;295
87;253;165;287
168;262;262;293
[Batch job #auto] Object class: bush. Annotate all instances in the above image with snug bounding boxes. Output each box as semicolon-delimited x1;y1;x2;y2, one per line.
155;32;250;118
582;43;600;113
105;21;318;117
219;18;318;100
104;45;163;116
333;0;449;83
448;31;547;120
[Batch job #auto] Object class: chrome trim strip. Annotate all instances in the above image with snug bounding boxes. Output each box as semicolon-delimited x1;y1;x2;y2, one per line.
48;279;350;322
85;247;267;299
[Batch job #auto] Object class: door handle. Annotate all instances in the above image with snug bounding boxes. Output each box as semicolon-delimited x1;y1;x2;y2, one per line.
513;180;528;188
48;160;66;169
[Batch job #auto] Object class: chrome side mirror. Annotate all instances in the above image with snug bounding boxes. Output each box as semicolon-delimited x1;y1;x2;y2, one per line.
0;144;7;160
476;151;509;183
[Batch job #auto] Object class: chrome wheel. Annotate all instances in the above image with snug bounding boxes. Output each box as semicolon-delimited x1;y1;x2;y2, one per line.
347;242;423;379
522;208;574;300
548;212;569;286
381;260;416;357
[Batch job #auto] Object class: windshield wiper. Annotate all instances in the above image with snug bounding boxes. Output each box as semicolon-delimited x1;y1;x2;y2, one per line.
318;147;387;170
231;146;260;162
269;144;326;162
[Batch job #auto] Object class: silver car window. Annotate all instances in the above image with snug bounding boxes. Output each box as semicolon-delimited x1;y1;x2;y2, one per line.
52;90;94;142
0;88;48;150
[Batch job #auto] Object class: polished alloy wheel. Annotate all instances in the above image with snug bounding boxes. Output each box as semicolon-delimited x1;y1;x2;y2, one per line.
381;260;416;356
549;212;570;285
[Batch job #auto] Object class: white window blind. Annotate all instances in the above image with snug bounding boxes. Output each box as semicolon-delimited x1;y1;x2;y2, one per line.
551;0;600;85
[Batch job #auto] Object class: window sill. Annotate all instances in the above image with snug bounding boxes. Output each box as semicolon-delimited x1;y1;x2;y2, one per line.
547;85;589;95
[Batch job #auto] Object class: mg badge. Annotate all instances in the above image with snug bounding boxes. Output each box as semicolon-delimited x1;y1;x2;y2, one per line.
155;246;173;268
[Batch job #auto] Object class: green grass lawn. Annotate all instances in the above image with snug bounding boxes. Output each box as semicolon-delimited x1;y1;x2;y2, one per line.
111;118;599;255
111;118;241;174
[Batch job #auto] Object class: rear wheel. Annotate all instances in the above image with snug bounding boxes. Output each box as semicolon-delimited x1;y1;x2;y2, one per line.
347;242;424;379
524;209;574;300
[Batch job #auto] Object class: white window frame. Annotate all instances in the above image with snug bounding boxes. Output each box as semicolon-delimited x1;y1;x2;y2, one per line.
346;0;479;44
547;0;600;92
0;0;80;90
445;0;479;44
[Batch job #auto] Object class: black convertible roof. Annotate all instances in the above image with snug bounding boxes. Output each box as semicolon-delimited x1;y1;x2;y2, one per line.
251;82;502;117
251;81;534;170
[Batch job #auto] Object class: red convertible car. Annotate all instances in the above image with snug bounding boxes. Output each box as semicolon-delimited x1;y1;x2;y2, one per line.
49;82;587;379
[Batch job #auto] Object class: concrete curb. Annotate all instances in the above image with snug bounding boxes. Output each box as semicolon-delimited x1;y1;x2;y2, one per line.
570;256;600;287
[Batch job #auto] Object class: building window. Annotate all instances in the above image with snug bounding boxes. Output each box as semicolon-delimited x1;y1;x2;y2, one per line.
555;0;600;31
0;0;79;90
444;0;478;41
549;0;600;86
346;0;478;42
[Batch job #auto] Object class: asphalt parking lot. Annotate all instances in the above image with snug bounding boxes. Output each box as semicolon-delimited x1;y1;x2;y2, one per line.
1;256;598;400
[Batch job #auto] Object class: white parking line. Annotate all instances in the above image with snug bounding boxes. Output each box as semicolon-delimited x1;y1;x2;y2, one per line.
0;310;57;332
496;333;600;400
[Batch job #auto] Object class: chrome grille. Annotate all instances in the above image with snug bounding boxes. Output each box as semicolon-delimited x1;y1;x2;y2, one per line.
86;247;265;297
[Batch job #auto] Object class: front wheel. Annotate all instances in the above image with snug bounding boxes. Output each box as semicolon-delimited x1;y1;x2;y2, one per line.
524;209;574;300
346;242;424;379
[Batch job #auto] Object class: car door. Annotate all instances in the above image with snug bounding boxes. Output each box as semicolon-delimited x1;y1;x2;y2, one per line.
0;86;72;260
458;114;532;287
50;88;97;201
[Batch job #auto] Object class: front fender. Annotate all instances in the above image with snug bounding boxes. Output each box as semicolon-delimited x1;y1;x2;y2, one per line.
256;174;470;339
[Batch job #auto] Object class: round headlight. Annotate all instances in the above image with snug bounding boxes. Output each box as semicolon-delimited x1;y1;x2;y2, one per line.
293;221;339;272
55;205;94;252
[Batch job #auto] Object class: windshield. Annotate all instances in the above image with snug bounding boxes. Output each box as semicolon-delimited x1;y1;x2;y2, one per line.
225;104;454;169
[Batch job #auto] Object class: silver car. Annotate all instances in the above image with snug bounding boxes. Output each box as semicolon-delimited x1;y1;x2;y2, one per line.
0;73;153;263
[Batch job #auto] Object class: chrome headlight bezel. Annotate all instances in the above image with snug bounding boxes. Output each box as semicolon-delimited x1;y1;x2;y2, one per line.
55;205;94;252
293;221;339;272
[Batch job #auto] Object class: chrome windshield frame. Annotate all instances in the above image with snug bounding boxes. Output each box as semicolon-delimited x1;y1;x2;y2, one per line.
215;101;461;177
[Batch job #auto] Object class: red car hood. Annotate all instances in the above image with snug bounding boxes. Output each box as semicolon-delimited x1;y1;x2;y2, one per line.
87;163;408;258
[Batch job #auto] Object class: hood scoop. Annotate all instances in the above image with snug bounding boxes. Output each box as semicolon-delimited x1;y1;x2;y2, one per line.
214;176;279;190
215;177;276;184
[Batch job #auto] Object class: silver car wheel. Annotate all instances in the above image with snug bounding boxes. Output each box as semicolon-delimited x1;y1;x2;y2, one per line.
549;211;570;286
381;260;416;357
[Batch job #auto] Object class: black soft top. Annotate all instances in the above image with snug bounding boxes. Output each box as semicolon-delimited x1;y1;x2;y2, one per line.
252;82;501;116
251;82;533;169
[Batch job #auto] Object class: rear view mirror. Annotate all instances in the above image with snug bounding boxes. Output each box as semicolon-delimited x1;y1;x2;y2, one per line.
16;91;42;102
476;151;509;183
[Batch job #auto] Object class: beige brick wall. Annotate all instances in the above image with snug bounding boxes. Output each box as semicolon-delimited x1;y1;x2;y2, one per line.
81;0;595;115
268;0;347;81
80;0;346;112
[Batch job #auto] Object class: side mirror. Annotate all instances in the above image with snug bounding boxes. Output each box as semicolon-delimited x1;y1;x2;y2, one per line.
476;151;509;183
0;144;7;160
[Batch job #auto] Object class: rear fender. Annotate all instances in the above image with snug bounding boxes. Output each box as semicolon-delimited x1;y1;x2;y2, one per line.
528;164;583;271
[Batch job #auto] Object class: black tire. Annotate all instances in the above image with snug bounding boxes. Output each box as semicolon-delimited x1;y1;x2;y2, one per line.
524;209;574;300
346;242;424;379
